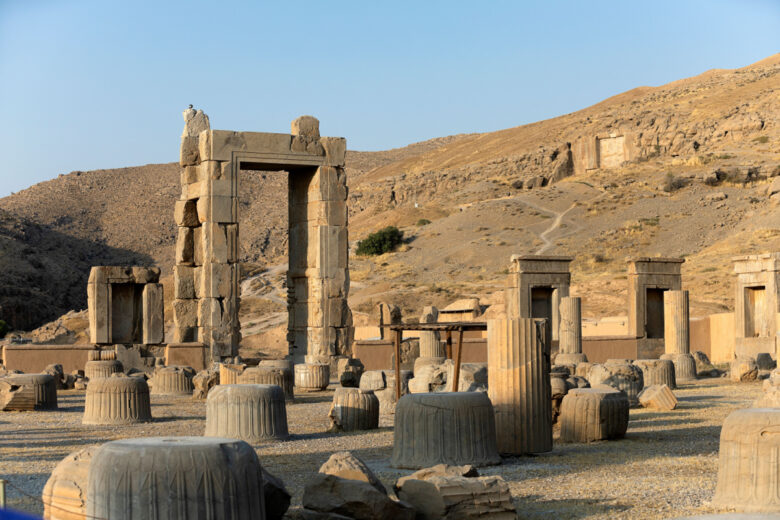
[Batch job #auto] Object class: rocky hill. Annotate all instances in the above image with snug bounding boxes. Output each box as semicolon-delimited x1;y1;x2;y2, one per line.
1;54;778;337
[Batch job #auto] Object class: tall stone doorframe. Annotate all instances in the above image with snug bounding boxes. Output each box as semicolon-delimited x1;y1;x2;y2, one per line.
88;266;164;345
505;255;572;344
734;253;780;359
174;109;350;363
627;257;683;357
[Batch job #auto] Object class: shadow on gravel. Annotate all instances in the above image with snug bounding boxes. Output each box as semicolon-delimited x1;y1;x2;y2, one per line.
629;417;705;428
515;495;631;518
291;395;334;404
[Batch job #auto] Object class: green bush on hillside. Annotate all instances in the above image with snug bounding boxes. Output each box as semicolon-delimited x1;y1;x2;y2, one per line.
0;319;8;338
356;226;404;256
416;219;432;226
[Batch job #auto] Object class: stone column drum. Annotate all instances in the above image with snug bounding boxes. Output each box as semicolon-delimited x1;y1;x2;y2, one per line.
151;366;195;395
634;359;677;389
660;353;697;382
664;290;690;354
87;437;266;519
712;408;780;512
220;363;246;385
588;363;644;407
294;363;329;391
487;318;552;455
83;375;152;425
328;387;379;432
238;366;294;401
391;392;501;469
205;384;289;443
42;445;98;520
559;388;630;443
418;306;444;359
84;359;123;380
556;296;587;365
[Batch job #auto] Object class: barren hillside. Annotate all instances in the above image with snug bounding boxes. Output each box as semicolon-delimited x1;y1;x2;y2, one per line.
1;54;778;337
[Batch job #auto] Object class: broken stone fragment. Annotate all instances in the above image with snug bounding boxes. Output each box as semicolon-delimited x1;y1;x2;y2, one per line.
319;451;387;494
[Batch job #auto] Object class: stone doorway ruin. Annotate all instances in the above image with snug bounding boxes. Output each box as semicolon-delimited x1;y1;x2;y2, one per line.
645;288;666;339
734;253;779;358
174;109;351;364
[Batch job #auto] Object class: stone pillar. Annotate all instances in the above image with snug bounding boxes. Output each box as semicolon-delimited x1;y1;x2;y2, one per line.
287;118;350;364
664;290;689;354
418;306;443;358
174;108;240;360
558;297;582;355
487;317;552;455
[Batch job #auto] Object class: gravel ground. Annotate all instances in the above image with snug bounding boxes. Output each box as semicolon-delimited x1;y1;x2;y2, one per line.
0;378;765;519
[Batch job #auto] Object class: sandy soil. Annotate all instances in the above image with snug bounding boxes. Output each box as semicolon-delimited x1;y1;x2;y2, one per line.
0;378;766;519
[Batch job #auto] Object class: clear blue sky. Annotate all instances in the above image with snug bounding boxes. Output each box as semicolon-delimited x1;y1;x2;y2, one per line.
0;1;777;197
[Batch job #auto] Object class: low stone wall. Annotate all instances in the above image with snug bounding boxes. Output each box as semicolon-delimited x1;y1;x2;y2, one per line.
2;344;95;374
581;336;640;363
354;338;487;371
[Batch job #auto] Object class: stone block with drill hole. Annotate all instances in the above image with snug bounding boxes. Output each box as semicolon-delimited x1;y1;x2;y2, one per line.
730;355;759;382
220;362;246;385
0;374;58;410
487;318;552;455
151;365;195;395
559;387;630;443
634;359;677;389
83;374;152;425
87;437;266;519
588;362;644;407
328;387;379;432
319;451;386;494
712;408;780;512
205;384;289;443
294;363;330;391
638;384;678;410
391;392;501;469
238;366;294;401
84;359;123;380
42;445;98;520
661;353;698;382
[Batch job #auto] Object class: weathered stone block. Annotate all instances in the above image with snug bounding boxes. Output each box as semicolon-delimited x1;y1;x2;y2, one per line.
197;194;235;224
321;137;346;167
1;374;58;411
295;363;330;391
175;227;194;265
179;136;199;166
661;352;698;382
142;283;164;345
396;474;516;520
638;384;677;410
238;366;294;401
634;359;677;389
302;474;415;520
588;362;644;407
174;265;196;299
291;116;321;139
42;446;97;520
198;298;222;329
319;452;386;494
712;408;780;512
173;299;198;329
84;359;123;380
151;366;195;395
174;200;199;227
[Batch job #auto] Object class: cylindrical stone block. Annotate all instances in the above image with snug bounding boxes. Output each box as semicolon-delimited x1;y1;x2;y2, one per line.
588;363;644;407
555;352;588;365
83;375;152;425
294;363;329;391
660;353;697;382
664;290;690;355
84;359;123;380
238;366;294;401
328;387;379;432
3;374;58;410
634;359;677;389
487;318;552;455
87;437;266;519
88;350;117;361
419;332;444;358
559;388;630;442
559;296;582;355
42;445;97;520
220;363;246;385
205;384;288;443
391;392;501;469
259;359;293;371
151;366;194;395
712;408;780;512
